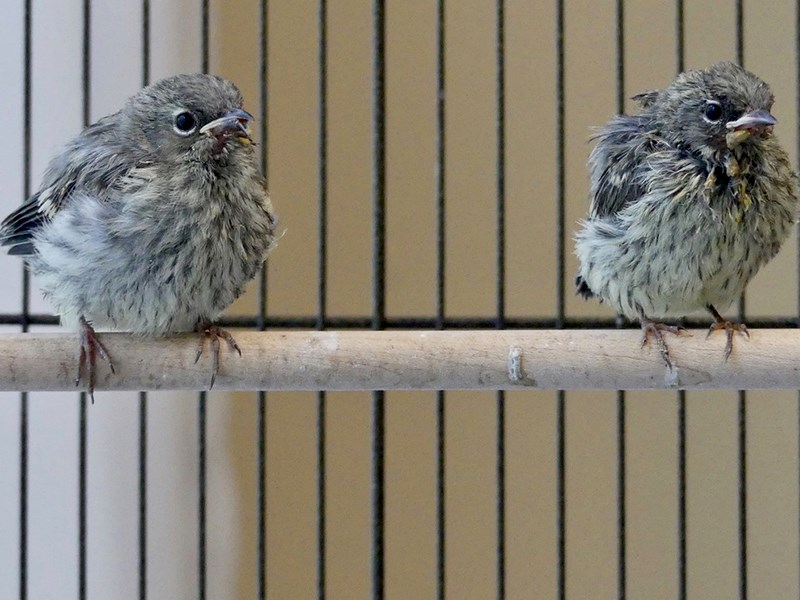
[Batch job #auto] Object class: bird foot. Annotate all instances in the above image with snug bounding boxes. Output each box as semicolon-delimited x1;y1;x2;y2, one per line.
640;321;686;369
706;320;749;361
194;323;242;389
76;316;115;402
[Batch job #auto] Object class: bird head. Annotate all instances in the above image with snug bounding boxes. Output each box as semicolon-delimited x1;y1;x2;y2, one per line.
124;73;255;165
648;61;776;158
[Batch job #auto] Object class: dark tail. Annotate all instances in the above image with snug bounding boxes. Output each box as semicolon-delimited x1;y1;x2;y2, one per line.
575;275;595;300
0;198;43;257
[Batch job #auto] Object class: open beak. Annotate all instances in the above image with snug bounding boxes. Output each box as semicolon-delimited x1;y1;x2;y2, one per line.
726;109;777;132
200;108;254;143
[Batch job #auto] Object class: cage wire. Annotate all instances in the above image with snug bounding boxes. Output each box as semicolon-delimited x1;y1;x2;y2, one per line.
1;0;800;599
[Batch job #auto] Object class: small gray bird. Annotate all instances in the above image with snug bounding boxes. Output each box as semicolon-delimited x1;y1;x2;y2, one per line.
575;62;797;367
0;74;277;396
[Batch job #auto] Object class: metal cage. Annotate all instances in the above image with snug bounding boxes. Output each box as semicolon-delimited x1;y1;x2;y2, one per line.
1;0;799;598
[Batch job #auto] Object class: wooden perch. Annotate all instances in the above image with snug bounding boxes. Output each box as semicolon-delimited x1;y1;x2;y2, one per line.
0;329;797;392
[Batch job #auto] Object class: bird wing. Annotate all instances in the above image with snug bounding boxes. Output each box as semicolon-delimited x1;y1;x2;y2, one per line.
0;113;139;256
587;114;655;220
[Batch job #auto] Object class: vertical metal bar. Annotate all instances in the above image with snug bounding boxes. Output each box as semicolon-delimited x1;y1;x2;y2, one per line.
78;393;87;600
201;0;209;74
138;392;147;600
371;1;386;598
83;0;90;128
496;394;506;600
78;2;91;597
555;0;566;598
317;0;328;597
677;391;687;600
20;0;32;598
139;3;150;598
435;0;446;598
734;6;748;600
495;2;506;329
257;0;270;335
259;0;269;185
257;2;269;599
555;0;566;327
19;391;27;600
674;4;687;599
197;5;210;600
142;0;149;86
372;2;386;332
557;391;566;600
734;0;747;370
738;393;747;600
435;392;445;600
495;1;506;598
616;400;626;600
614;2;626;599
735;0;746;319
198;392;207;600
316;392;326;600
317;2;327;334
735;0;744;65
615;0;624;115
675;0;684;73
199;5;209;600
257;396;266;600
257;0;270;333
371;395;385;600
21;0;32;332
435;3;446;329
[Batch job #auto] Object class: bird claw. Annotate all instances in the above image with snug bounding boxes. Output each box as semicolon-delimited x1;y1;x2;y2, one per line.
640;321;686;369
706;320;749;361
194;324;242;389
76;316;115;403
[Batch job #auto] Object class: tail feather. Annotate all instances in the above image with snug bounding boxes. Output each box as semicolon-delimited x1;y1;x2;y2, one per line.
1;198;43;257
575;275;595;300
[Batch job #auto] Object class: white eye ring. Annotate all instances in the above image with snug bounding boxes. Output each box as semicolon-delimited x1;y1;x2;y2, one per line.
172;110;198;136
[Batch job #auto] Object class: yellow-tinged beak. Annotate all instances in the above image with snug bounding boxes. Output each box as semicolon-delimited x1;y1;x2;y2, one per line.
725;109;776;149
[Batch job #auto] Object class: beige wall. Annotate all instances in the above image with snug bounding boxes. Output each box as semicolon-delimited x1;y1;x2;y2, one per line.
1;0;799;598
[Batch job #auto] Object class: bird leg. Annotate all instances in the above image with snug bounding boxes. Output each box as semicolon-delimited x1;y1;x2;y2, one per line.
639;317;686;369
76;316;115;402
194;322;242;389
705;304;749;361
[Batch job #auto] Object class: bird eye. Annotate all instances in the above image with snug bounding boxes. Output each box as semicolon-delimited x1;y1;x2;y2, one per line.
173;111;197;135
704;101;723;122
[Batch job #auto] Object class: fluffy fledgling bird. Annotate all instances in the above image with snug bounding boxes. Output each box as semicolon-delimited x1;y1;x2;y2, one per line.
575;62;797;367
0;74;278;395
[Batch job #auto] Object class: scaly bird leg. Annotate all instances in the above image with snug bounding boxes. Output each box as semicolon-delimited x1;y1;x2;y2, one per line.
76;316;115;402
194;322;242;389
706;304;749;361
640;317;686;369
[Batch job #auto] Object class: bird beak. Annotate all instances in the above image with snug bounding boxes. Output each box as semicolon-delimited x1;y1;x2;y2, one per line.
200;108;254;144
725;109;776;149
726;109;777;132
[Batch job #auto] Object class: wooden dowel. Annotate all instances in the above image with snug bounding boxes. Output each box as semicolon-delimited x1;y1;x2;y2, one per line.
0;329;795;392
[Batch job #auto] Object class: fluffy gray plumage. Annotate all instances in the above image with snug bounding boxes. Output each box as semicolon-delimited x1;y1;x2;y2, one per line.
575;61;797;364
0;74;277;389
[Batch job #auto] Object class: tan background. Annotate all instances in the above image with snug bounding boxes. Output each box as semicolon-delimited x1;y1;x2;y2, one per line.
0;0;799;598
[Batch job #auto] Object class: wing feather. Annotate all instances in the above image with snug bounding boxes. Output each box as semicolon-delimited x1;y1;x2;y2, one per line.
0;112;143;256
587;114;655;220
